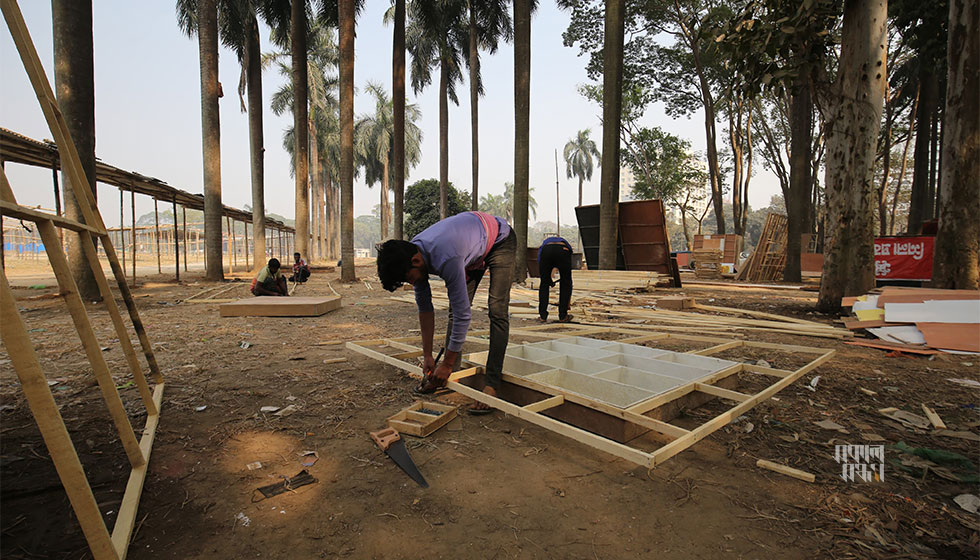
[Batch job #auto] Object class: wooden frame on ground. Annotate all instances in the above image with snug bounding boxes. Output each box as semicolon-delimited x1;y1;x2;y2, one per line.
1;2;163;558
347;323;834;469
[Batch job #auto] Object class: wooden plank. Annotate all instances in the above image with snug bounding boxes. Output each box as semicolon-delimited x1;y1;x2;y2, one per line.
110;383;164;559
523;395;565;413
921;405;947;430
843;340;939;355
36;220;144;469
0;197;104;234
756;459;815;483
690;341;742;356
0;274;118;560
218;296;341;317
695;383;752;402
693;303;825;326
916;322;980;353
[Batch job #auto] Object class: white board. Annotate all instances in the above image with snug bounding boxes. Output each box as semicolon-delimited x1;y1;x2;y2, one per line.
884;300;980;324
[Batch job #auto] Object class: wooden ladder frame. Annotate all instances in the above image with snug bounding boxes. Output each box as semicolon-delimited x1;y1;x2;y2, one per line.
347;323;834;469
1;1;163;558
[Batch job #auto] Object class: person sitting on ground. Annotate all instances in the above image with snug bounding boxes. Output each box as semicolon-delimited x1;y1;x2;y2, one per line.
251;258;288;296
377;211;516;415
290;252;311;283
537;235;574;323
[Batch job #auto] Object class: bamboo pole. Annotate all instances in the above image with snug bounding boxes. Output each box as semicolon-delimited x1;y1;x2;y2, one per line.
153;199;160;274
119;187;125;272
182;206;187;272
244;221;249;270
130;188;135;284
172;198;179;281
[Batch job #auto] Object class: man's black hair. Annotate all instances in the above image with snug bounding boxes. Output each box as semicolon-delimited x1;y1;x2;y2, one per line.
294;252;301;258
268;258;281;269
377;239;418;292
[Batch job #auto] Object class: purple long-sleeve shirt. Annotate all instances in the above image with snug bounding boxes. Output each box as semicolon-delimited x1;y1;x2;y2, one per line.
412;212;511;352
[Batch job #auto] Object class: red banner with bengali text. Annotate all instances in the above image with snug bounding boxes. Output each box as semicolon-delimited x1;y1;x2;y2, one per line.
874;236;934;280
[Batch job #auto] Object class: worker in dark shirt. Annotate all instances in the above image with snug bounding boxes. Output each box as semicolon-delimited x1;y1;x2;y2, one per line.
537;236;574;322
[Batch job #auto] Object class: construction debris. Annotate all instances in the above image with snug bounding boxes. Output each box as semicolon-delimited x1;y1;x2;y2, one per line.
843;287;980;354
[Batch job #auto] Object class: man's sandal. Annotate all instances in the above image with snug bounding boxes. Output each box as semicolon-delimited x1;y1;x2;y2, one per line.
467;405;494;416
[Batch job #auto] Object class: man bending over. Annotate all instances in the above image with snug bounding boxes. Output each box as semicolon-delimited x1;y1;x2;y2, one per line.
537;235;574;322
251;258;288;296
377;212;515;414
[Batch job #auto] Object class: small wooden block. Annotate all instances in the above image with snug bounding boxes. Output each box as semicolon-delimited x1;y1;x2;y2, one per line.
657;296;696;310
386;401;458;437
921;404;947;429
219;296;341;317
756;459;815;483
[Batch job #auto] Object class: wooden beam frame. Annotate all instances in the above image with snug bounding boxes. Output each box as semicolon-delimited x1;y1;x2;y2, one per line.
346;324;834;470
1;2;165;558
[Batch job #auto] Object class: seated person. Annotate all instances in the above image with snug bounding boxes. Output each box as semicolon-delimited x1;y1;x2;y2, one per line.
251;258;288;296
290;252;311;283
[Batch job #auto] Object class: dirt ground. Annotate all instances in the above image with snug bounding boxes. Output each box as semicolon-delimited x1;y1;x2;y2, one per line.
1;263;978;559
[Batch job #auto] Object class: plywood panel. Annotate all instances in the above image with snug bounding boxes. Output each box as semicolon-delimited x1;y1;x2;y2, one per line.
916;323;980;353
219;295;342;317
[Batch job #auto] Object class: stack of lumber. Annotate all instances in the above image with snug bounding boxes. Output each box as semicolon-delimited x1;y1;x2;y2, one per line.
842;287;980;353
692;249;724;279
693;234;742;266
525;269;662;292
736;213;788;282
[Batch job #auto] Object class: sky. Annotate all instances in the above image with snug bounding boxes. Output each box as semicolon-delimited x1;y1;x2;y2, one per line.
0;1;782;230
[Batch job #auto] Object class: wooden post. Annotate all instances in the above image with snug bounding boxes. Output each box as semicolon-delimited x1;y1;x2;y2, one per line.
182;206;187;271
153;199;161;274
244;221;250;270
119;187;125;273
130;188;135;284
172;197;179;281
226;215;233;274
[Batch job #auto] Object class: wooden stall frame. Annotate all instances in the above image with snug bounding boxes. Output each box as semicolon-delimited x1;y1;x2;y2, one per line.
1;2;164;558
347;323;834;469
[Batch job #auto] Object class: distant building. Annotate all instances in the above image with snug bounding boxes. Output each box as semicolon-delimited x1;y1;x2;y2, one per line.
619;165;636;201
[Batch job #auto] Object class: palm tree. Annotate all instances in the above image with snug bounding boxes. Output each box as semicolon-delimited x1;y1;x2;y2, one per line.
480;183;537;223
354;82;423;240
391;0;407;239
512;0;532;280
464;0;512;210
267;22;340;261
53;0;99;298
178;0;224;280
563;129;600;207
598;0;625;270
503;181;537;223
339;0;356;281
405;0;468;220
219;0;269;269
290;0;311;260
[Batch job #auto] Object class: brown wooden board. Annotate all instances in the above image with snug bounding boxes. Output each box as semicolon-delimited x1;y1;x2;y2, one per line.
916;323;980;353
219;296;341;317
618;200;673;275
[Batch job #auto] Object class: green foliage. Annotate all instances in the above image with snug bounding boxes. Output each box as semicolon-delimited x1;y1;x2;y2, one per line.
404;179;470;238
478;182;537;223
624;127;707;203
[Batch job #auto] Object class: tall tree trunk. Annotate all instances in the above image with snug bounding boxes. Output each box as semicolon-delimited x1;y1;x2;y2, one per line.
728;97;744;236
933;0;979;288
246;18;266;270
877;79;893;236
291;0;310;259
381;158;390;239
742;108;752;234
598;0;625;270
319;162;326;259
889;83;918;233
817;0;887;312
392;0;406;239
578;175;583;207
439;57;450;220
325;170;335;259
513;0;531;280
309;119;320;261
339;0;356;281
198;0;223;280
52;0;99;299
786;71;813;282
469;3;480;211
907;68;937;233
